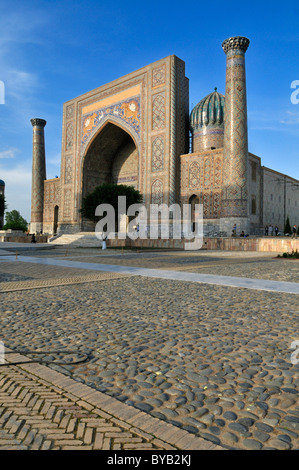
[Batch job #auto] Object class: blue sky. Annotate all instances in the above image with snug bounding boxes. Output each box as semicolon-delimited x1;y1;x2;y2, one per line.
0;0;298;222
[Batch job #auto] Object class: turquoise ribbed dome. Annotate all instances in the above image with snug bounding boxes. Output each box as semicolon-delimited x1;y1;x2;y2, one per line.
0;179;5;186
190;88;225;130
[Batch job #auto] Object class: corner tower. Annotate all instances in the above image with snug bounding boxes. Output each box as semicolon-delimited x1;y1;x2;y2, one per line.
30;118;47;234
220;36;250;234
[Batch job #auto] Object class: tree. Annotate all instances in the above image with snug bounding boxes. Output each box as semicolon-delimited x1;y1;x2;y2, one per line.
0;194;6;214
284;215;291;235
80;183;143;230
3;210;28;232
0;194;6;229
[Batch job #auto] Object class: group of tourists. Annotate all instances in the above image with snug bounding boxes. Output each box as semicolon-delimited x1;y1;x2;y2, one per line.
231;223;298;238
265;224;297;238
231;224;249;238
264;225;279;236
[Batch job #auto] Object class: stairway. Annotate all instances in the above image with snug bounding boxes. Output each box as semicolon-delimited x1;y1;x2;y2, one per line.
48;232;102;247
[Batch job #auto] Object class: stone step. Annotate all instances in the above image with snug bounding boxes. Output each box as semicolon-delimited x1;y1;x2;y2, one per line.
48;233;101;247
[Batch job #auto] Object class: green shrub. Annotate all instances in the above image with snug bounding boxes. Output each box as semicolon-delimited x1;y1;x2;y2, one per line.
278;250;299;259
80;183;143;230
3;210;28;232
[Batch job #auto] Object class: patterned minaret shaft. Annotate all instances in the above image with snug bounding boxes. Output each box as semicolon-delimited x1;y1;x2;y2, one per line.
30;118;47;233
221;36;250;218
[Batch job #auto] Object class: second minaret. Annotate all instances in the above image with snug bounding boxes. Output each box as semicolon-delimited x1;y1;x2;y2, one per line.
30;118;47;234
221;36;250;234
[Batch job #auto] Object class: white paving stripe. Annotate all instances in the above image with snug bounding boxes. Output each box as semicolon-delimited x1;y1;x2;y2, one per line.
1;254;299;294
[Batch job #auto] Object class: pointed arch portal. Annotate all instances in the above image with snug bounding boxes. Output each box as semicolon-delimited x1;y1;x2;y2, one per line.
82;122;139;198
81;122;139;230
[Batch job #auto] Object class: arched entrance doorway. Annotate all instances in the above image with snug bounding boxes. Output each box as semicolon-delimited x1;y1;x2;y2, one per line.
53;205;59;235
81;122;139;231
189;194;199;232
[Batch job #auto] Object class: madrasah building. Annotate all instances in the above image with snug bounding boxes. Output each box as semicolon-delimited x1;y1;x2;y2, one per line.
30;36;299;238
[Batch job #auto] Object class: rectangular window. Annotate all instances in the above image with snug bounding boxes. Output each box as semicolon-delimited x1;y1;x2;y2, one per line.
251;195;256;215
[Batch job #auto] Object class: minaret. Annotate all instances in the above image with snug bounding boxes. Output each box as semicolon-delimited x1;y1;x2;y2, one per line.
30;118;47;234
220;36;250;234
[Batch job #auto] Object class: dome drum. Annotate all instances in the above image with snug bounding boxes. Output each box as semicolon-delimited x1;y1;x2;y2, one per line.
192;127;224;153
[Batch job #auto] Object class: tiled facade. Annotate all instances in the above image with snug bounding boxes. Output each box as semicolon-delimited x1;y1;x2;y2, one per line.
42;177;61;234
31;37;299;236
180;149;223;222
40;55;189;234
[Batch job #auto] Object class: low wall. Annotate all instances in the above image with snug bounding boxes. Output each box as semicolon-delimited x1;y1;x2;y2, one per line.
107;237;185;250
107;236;299;252
0;233;48;243
203;237;299;252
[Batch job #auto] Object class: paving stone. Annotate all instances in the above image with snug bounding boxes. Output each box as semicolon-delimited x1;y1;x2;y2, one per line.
228;422;249;435
1;250;299;450
223;411;238;421
243;439;263;450
252;430;270;443
267;438;291;450
222;432;239;444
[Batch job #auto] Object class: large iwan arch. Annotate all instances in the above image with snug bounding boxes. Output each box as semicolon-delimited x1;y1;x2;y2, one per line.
80;121;139;230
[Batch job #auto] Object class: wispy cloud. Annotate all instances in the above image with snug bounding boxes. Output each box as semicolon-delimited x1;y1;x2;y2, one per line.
0;147;19;159
0;7;48;111
248;108;299;133
2;68;39;116
6;69;38;95
0;162;32;220
279;110;299;125
0;9;48;53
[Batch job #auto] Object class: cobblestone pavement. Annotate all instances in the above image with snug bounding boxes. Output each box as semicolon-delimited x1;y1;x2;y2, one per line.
17;247;296;282
0;248;299;450
189;259;299;283
0;349;215;450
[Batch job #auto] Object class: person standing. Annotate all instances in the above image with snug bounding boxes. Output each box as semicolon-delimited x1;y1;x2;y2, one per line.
265;225;268;236
269;225;273;236
292;225;297;238
102;232;107;250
